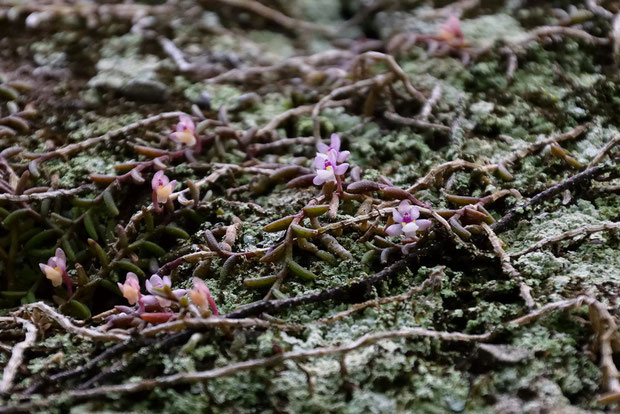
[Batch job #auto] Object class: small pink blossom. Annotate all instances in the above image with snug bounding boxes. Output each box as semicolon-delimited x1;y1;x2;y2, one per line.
117;272;141;305
39;248;72;295
385;200;432;238
151;170;177;207
170;115;197;146
438;16;464;46
146;274;185;307
313;150;349;186
189;277;219;316
316;133;350;164
145;274;171;295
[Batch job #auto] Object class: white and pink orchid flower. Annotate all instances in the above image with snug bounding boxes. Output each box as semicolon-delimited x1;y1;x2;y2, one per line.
438;15;464;46
313;150;349;186
145;274;171;295
117;272;142;305
385;200;432;238
39;248;72;295
170;115;197;147
151;170;176;207
146;274;186;307
316;133;350;164
189;277;219;316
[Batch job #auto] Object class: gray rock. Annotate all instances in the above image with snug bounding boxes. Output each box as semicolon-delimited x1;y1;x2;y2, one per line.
120;79;168;103
193;90;211;109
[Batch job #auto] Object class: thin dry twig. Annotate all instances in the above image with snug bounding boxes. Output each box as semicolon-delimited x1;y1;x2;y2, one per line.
352;52;426;102
312;74;392;141
482;223;535;309
205;0;335;37
257;100;350;138
141;316;303;336
498;123;589;167
589;136;620;167
406;160;490;193
518;26;610;46
158;36;194;73
0;317;37;393
0;1;173;21
510;222;620;258
204;50;351;84
22;302;129;343
383;110;451;132
0;184;95;201
27;112;186;164
586;0;614;19
250;137;315;154
315;267;443;325
419;85;442;120
492;160;616;233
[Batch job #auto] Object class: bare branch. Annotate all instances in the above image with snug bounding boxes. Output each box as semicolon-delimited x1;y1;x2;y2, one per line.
510;222;620;258
0;317;37;393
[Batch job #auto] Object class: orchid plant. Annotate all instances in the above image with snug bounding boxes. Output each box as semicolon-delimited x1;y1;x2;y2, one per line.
111;272;219;326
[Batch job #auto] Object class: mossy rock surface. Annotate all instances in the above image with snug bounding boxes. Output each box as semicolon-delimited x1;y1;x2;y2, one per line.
0;1;618;413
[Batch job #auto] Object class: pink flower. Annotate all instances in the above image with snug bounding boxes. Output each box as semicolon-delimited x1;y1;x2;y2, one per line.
146;274;171;295
438;16;464;46
316;133;349;164
189;277;219;316
39;248;72;295
313;150;349;186
140;295;161;308
151;170;176;206
385;200;432;238
170;115;197;146
146;274;185;307
117;272;141;305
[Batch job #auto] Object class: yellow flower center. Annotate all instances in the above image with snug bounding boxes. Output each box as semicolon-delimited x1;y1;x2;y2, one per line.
326;165;332;171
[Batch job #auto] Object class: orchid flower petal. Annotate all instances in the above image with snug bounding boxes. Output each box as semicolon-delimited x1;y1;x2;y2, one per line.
337;150;350;163
416;219;432;231
410;206;420;220
392;210;403;223
402;222;419;237
54;248;66;267
313;155;326;169
398;200;411;216
179;115;195;133
334;163;349;175
386;223;403;237
40;264;63;287
330;133;341;151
